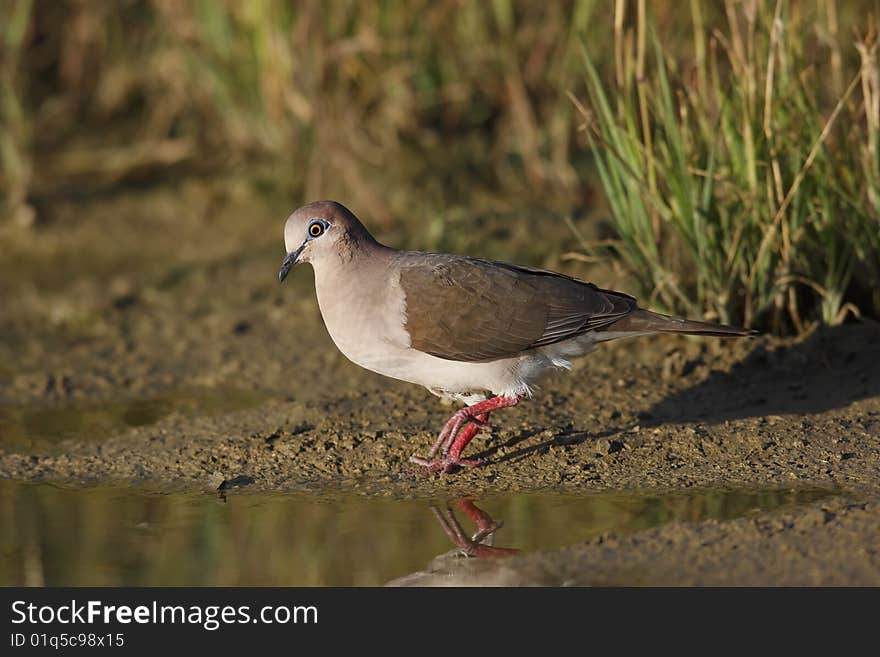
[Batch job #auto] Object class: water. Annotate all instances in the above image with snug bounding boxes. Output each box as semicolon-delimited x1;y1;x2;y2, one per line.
0;480;834;586
0;388;264;453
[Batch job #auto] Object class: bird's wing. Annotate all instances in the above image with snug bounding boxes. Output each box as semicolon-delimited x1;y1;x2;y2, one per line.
396;253;637;362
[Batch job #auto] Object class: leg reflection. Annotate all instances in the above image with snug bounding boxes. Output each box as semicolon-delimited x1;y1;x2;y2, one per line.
430;499;519;557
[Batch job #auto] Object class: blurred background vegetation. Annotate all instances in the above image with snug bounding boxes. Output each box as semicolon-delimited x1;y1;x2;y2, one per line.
1;0;878;333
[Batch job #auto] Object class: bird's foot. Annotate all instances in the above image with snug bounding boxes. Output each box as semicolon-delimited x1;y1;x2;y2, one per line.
409;454;485;474
417;395;522;475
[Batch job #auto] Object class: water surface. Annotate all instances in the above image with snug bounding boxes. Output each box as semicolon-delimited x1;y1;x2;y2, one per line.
0;480;834;586
0;388;264;453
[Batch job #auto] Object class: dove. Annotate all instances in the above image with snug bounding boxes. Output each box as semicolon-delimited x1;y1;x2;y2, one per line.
279;201;752;473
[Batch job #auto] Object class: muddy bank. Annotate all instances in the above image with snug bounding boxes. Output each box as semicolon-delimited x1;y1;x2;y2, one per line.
1;186;878;585
1;323;877;500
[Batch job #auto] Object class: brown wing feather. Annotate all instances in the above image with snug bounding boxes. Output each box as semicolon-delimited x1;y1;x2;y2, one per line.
397;253;637;362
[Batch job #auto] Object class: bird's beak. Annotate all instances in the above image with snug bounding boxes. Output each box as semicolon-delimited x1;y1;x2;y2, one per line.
278;243;305;283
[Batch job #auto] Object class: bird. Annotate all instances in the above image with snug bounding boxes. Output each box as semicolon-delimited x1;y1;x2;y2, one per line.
278;200;754;474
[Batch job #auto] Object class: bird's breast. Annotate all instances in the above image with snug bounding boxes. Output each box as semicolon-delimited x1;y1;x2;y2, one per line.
313;264;415;378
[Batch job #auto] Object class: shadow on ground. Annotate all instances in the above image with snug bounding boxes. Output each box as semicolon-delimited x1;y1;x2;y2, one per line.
642;322;880;425
464;322;879;467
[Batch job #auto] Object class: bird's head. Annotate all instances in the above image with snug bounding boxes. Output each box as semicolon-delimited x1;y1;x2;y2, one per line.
279;200;375;282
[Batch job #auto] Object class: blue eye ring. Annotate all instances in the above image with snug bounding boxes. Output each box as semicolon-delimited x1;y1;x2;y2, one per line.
307;219;327;238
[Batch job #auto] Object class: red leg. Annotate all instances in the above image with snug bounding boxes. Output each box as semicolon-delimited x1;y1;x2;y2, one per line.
438;412;488;456
430;500;519;557
410;395;521;473
455;499;501;542
426;411;486;458
428;409;490;458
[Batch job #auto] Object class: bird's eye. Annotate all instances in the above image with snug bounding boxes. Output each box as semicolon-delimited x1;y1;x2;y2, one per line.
308;220;325;238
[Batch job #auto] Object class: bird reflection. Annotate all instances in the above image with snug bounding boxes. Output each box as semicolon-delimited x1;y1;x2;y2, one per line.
429;499;518;557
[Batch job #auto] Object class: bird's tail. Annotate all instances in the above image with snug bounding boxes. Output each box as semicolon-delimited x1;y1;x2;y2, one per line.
604;309;756;338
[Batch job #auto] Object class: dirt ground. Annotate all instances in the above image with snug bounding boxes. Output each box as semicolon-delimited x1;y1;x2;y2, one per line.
1;182;878;585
